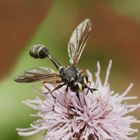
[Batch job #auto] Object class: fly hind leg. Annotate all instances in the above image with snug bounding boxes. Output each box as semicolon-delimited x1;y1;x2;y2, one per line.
49;83;66;111
43;82;51;94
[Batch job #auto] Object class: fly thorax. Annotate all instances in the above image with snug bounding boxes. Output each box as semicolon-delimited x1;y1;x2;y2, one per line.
59;66;78;82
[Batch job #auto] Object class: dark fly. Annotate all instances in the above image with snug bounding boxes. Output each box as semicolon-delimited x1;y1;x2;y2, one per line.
15;19;96;96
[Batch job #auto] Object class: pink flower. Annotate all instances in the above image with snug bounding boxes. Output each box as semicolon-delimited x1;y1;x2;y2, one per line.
17;60;140;140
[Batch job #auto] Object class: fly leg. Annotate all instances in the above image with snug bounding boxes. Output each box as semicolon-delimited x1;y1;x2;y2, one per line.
49;83;66;111
85;81;97;94
43;82;51;94
86;86;97;94
64;85;70;113
43;82;65;110
76;92;80;101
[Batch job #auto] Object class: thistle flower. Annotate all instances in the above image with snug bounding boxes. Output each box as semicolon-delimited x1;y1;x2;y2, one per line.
17;61;140;140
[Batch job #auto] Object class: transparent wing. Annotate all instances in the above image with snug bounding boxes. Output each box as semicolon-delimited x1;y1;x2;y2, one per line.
14;67;61;83
68;18;92;64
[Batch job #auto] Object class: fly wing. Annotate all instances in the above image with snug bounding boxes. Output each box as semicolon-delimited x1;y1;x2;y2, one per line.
14;67;61;83
68;19;92;64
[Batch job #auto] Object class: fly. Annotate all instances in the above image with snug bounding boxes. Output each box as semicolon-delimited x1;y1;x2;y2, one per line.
15;19;96;97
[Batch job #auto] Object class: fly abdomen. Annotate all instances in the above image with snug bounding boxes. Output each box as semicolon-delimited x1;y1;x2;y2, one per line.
29;44;49;59
29;44;61;70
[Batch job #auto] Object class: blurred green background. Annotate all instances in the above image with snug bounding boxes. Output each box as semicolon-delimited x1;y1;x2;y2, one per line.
0;0;140;140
